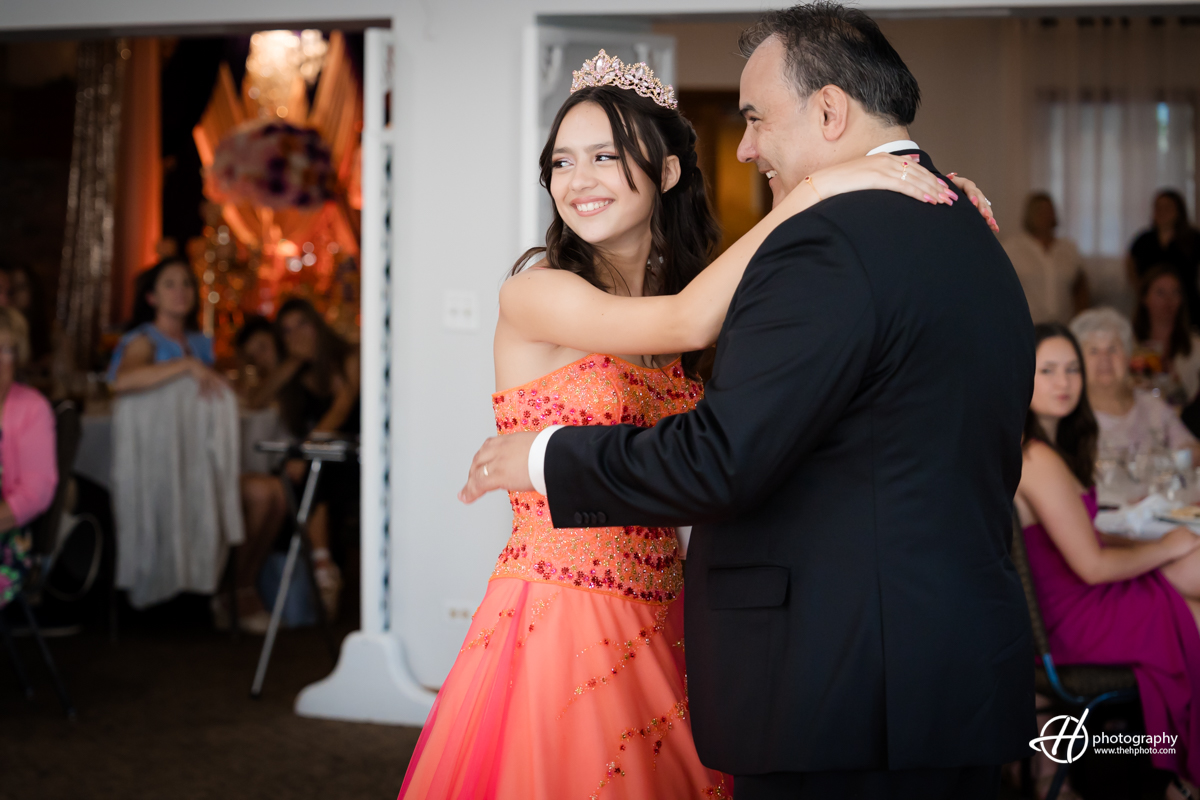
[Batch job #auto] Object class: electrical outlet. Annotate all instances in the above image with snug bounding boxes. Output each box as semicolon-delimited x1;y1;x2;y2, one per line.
444;601;474;624
443;290;480;332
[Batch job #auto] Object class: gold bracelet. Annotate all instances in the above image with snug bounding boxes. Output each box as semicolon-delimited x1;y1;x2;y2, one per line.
805;175;822;201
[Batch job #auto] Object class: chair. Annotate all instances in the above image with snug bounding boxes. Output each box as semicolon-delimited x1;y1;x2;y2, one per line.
1009;514;1139;800
0;399;81;718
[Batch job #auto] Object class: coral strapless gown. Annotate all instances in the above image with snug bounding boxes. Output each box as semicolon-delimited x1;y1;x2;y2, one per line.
399;354;731;800
1023;489;1200;783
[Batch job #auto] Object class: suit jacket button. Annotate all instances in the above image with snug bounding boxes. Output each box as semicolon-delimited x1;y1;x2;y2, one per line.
574;512;583;525
596;512;607;525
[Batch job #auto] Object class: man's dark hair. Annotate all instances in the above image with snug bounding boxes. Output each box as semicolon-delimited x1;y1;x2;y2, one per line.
738;1;921;126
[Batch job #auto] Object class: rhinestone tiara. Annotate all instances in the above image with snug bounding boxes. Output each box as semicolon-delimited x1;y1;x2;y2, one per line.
570;49;678;110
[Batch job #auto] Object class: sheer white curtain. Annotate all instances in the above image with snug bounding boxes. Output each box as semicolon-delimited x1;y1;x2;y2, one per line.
1023;18;1200;312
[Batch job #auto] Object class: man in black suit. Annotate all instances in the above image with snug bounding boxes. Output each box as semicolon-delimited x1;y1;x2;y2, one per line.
461;4;1035;798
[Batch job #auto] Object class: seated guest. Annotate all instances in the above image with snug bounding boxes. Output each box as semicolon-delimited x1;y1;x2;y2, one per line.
1132;266;1200;406
1003;192;1087;324
107;259;282;630
0;263;52;381
235;314;300;411
107;258;224;395
0;307;57;609
1070;307;1198;458
276;298;359;619
1017;322;1200;800
1129;190;1200;324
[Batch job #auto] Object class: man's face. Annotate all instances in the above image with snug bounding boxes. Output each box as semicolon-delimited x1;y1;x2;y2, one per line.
736;37;825;208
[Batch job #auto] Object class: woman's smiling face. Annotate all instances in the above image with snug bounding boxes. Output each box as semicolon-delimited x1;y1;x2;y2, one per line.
548;102;659;255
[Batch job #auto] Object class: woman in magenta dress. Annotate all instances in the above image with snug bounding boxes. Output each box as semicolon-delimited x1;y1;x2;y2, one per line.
399;50;989;799
1017;322;1200;800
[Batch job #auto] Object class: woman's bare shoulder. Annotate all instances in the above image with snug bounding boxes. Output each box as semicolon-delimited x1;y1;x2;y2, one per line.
1021;439;1081;490
120;334;156;363
499;264;593;310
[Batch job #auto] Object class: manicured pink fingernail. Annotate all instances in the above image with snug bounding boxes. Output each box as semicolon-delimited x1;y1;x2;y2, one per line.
947;172;956;178
912;154;920;161
970;196;979;205
937;178;948;187
924;193;934;202
948;191;959;200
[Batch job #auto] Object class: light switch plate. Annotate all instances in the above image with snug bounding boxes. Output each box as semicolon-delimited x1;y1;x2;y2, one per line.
443;290;480;332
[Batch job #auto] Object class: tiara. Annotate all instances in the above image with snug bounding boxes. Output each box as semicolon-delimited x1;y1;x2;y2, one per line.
570;49;677;110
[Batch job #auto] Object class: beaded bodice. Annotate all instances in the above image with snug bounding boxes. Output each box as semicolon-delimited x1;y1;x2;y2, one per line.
491;354;702;604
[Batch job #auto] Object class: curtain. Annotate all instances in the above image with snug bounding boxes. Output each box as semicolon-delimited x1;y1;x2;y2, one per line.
113;37;162;325
1023;17;1200;311
58;40;125;373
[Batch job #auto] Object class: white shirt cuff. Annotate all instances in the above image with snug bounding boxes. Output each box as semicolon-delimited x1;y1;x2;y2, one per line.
528;425;564;496
676;526;692;558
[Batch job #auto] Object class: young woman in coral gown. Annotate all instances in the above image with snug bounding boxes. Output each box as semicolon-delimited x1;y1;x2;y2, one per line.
398;51;992;799
1018;323;1200;800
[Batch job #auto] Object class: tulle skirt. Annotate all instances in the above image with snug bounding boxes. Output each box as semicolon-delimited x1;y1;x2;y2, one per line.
398;578;731;799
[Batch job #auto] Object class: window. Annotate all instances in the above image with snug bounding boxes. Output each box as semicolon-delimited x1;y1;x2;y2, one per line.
1036;100;1195;257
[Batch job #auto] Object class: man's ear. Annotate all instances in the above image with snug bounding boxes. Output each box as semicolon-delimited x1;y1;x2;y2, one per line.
661;154;681;193
815;84;850;142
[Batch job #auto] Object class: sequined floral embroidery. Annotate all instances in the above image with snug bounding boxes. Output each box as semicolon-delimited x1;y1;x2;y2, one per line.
561;605;671;717
459;606;516;653
490;355;701;605
588;702;693;799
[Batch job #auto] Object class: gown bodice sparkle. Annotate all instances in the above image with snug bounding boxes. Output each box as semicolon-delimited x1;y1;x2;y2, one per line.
490;353;702;604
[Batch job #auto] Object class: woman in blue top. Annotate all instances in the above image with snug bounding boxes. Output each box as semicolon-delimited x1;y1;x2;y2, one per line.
108;258;285;632
107;258;224;394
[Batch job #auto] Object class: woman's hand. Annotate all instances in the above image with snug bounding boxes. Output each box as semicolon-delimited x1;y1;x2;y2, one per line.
799;154;954;215
186;358;229;398
947;173;999;234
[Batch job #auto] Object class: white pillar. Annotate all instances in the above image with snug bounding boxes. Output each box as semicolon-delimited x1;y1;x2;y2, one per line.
295;27;436;725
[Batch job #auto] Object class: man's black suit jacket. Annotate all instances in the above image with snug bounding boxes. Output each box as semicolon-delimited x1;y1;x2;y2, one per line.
544;153;1037;775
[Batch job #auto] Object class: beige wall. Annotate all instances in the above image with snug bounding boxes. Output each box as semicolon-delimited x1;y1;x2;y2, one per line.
659;18;1026;229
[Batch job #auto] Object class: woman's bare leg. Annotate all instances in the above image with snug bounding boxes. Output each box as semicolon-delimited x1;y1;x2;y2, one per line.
307;502;330;552
306;503;341;620
238;474;287;615
1159;546;1200;607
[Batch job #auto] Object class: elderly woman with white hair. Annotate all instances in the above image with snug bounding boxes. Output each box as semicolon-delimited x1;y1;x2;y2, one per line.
1071;307;1199;459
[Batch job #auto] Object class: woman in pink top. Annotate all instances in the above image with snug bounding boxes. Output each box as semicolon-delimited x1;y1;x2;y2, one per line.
0;306;56;608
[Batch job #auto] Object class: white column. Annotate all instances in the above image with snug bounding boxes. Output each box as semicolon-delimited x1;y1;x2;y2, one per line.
295;27;436;725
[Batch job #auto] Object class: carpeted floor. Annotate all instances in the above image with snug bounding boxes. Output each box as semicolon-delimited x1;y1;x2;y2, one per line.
0;594;1175;800
0;604;420;800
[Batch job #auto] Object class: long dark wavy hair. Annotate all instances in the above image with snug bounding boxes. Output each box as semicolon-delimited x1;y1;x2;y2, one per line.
1154;189;1197;254
128;257;201;332
511;85;720;378
1024;323;1098;488
276;297;353;436
1133;264;1193;359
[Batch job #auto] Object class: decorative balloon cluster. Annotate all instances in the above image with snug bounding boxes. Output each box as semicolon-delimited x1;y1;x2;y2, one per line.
208;120;336;210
